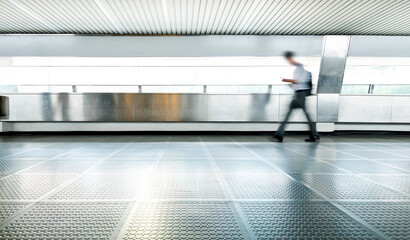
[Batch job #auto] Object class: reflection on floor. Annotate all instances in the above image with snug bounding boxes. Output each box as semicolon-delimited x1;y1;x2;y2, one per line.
0;134;409;240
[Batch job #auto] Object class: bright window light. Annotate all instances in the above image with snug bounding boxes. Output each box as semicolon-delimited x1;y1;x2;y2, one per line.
0;56;321;93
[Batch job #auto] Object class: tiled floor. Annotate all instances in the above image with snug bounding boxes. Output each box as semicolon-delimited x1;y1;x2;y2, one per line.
0;134;409;240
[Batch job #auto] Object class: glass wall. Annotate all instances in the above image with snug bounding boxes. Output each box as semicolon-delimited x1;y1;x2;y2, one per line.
342;57;410;94
0;56;320;94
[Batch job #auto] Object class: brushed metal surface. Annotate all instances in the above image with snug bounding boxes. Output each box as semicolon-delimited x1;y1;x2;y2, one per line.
0;35;323;57
391;96;410;123
317;94;339;122
2;93;283;122
338;96;393;123
317;36;351;94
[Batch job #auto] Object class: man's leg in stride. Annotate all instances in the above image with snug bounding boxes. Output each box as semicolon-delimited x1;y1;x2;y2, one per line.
276;105;294;137
302;105;320;141
268;101;295;142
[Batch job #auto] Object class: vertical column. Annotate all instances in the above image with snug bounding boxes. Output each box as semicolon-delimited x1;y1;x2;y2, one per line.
317;36;351;94
316;36;350;129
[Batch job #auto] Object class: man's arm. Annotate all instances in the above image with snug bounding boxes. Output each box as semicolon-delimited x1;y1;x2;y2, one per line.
282;78;298;84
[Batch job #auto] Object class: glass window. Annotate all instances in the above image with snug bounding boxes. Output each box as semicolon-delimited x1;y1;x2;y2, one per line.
0;56;320;93
343;57;410;95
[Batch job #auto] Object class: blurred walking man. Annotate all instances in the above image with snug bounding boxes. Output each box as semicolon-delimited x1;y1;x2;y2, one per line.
269;51;320;142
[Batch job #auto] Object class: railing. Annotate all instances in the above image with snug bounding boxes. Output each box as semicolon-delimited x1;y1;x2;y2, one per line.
1;84;410;95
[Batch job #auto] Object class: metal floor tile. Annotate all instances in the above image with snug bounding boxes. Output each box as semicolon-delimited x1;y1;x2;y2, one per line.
161;150;208;159
323;160;408;174
63;149;118;158
89;160;154;174
0;174;75;200
215;160;280;173
208;150;258;159
21;159;98;174
343;150;408;160
270;159;347;174
111;149;161;158
154;160;213;173
294;174;409;200
0;134;409;240
341;202;410;240
0;202;30;223
143;173;226;199
239;202;379;240
0;202;131;240
121;202;246;240
223;173;320;200
374;160;410;171
0;159;44;176
49;175;145;200
361;175;410;194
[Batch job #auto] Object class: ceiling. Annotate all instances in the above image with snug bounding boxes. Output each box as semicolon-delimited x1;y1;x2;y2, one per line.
1;0;410;35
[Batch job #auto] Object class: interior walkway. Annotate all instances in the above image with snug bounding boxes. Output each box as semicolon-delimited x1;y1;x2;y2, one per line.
0;134;409;240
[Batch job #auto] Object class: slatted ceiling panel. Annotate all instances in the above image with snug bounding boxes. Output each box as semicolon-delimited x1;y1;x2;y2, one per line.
0;1;49;33
1;0;410;35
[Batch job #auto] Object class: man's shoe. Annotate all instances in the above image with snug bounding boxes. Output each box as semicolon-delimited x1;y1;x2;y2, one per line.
305;135;320;142
268;135;283;142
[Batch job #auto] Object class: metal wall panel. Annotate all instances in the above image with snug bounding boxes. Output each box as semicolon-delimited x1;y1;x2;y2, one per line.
0;35;323;57
391;97;410;123
349;36;410;57
1;93;284;122
317;36;350;94
338;96;393;123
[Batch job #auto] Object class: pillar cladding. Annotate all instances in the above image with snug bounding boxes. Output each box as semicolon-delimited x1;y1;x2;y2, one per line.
317;36;351;94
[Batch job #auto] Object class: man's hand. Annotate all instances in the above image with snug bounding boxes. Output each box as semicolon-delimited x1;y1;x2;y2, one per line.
282;78;297;84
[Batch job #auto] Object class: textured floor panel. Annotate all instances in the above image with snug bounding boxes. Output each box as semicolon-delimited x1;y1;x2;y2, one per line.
361;175;410;194
0;159;44;176
0;202;131;240
111;150;161;159
124;142;166;149
63;149;118;158
323;160;408;174
343;150;408;160
12;149;71;158
215;160;279;173
386;150;410;159
270;159;347;174
223;174;320;200
375;160;410;171
121;202;246;240
143;173;226;199
239;202;379;240
0;134;409;240
294;174;409;200
49;175;145;200
208;150;258;159
21;159;98;174
165;142;204;150
250;149;307;159
0;174;75;200
0;202;30;223
154;160;213;173
205;143;245;150
161;150;208;159
89;160;154;174
341;202;410;240
310;150;364;159
319;143;369;151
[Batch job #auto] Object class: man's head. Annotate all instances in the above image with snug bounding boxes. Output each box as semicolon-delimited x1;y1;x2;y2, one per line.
283;51;297;66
